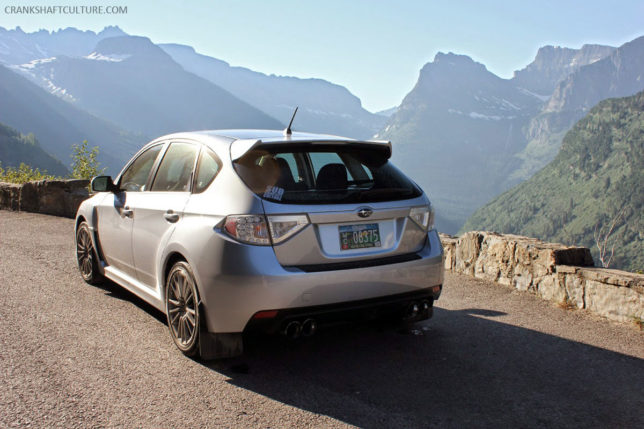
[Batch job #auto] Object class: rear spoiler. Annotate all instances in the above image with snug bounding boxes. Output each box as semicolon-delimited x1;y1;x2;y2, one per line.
230;139;392;161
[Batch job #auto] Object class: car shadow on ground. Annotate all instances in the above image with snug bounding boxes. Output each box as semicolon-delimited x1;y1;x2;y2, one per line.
94;279;167;325
211;308;643;428
99;279;644;428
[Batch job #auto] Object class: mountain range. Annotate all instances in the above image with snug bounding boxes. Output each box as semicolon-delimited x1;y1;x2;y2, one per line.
159;43;386;138
10;36;282;137
0;25;126;65
511;44;614;96
378;37;644;232
0;26;642;245
510;36;644;185
463;91;644;271
0;26;386;176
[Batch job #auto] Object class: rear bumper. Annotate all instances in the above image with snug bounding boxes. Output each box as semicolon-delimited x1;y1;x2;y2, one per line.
197;229;444;333
245;285;440;335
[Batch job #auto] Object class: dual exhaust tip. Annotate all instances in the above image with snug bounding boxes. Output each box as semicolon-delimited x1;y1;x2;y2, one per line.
281;299;430;337
283;318;317;339
405;299;431;320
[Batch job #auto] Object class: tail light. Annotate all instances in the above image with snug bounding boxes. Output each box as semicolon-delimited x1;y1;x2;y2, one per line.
223;214;309;245
267;215;309;243
409;205;435;231
223;215;270;245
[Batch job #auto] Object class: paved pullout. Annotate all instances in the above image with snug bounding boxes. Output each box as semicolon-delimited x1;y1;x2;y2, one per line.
1;211;642;428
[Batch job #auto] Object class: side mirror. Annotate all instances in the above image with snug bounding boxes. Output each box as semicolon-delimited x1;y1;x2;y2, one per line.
91;175;117;193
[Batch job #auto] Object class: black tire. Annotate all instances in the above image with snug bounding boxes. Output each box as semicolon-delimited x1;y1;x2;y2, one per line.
76;221;103;285
165;261;201;357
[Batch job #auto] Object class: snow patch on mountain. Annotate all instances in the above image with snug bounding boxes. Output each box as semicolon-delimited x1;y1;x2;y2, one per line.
44;79;76;102
9;61;76;102
85;51;130;62
17;57;56;69
517;87;551;102
499;99;520;110
468;112;516;121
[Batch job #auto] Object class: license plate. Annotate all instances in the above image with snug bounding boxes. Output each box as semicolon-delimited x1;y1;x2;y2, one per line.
339;223;381;250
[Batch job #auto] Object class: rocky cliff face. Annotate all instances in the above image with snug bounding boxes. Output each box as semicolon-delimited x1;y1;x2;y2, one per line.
512;44;615;96
508;36;644;184
377;52;542;231
545;36;644;113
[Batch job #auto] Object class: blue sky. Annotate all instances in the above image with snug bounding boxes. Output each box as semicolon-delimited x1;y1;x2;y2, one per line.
3;0;643;112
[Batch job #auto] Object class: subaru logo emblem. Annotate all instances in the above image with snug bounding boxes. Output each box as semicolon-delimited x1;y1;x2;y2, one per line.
357;208;373;218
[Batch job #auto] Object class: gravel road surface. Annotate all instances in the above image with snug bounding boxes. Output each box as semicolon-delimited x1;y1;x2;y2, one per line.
1;211;642;428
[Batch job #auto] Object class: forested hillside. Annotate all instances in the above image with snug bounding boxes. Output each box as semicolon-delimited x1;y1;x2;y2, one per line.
463;92;644;271
0;123;68;176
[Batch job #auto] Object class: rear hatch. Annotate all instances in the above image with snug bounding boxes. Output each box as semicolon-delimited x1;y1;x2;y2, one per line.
232;140;434;269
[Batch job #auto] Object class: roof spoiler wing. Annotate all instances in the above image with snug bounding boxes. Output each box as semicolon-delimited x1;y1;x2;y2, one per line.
230;139;262;161
230;139;392;161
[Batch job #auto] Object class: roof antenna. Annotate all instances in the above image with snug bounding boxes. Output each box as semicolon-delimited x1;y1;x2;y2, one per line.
284;106;298;136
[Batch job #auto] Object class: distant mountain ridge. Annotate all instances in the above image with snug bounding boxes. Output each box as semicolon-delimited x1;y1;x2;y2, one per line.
0;25;126;65
0;26;385;139
159;43;386;138
377;36;644;232
545;37;644;113
463;91;644;272
509;36;644;185
512;44;615;96
10;35;282;137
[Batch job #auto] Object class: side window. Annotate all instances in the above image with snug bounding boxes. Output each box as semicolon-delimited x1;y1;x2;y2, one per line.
193;148;222;193
151;142;198;192
119;145;163;192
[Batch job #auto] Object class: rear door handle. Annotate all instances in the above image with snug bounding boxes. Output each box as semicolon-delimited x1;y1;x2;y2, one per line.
122;206;133;218
164;210;180;223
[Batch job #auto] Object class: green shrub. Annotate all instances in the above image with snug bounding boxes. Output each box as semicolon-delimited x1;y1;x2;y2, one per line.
70;140;105;180
0;162;55;184
1;139;105;184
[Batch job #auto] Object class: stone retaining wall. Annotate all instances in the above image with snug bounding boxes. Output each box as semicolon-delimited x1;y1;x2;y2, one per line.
440;231;644;324
0;179;89;218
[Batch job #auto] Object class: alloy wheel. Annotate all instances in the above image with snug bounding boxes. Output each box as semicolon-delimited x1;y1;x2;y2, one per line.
166;264;199;351
76;226;94;280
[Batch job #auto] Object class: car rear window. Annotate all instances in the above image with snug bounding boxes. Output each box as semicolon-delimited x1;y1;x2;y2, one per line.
233;144;421;204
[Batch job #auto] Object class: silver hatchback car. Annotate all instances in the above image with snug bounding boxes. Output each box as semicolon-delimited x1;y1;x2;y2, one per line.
75;129;444;359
